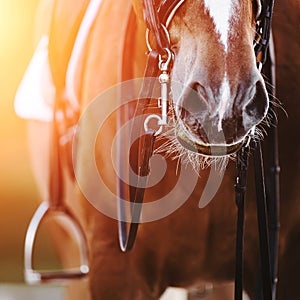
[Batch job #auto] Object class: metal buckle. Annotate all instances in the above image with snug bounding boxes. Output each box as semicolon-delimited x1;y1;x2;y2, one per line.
24;202;89;284
144;48;172;136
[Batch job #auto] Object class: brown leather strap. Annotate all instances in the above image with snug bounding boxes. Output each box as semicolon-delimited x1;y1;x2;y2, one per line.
255;37;279;300
117;3;162;251
263;39;280;299
48;0;90;92
47;0;90;205
118;131;156;251
235;50;278;300
254;0;275;65
143;0;170;54
48;104;64;207
157;0;184;25
117;58;160;252
253;141;273;300
234;146;250;300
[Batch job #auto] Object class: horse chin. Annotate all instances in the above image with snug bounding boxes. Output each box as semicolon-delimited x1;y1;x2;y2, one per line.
176;128;244;157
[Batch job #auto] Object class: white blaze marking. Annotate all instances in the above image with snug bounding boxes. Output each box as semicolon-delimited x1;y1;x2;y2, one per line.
218;74;231;131
204;0;237;52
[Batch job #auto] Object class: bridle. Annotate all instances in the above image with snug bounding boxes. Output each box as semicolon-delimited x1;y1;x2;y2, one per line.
118;1;279;300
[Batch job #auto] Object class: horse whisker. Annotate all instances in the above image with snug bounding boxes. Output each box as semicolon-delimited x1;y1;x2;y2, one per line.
155;114;233;172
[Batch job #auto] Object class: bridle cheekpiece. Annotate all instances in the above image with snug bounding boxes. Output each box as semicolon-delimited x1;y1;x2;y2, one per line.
142;0;185;135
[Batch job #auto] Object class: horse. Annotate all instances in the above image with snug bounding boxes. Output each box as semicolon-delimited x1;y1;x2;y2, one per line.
16;0;300;299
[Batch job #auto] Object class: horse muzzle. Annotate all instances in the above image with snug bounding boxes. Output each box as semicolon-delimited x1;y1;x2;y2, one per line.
176;125;245;156
173;80;268;157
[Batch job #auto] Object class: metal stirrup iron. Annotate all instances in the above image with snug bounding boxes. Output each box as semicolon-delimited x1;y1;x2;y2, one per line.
24;105;89;283
24;203;89;283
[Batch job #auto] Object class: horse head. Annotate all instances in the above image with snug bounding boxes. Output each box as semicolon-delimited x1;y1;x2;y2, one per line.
133;0;269;158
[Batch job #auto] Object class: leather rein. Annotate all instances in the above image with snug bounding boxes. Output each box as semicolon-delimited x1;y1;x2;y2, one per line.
118;1;279;300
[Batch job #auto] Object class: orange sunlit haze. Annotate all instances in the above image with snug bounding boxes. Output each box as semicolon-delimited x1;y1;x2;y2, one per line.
0;0;58;283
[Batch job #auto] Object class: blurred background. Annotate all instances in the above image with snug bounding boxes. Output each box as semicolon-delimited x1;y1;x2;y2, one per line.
0;0;57;284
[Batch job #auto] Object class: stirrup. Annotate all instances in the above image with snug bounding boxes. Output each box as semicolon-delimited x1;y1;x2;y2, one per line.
24;201;89;284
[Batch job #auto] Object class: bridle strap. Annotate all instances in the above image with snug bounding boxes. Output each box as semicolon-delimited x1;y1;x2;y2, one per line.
143;0;170;54
255;0;275;66
143;0;185;54
157;0;185;25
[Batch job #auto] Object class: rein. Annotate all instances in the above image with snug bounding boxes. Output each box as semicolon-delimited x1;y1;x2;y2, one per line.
234;1;279;299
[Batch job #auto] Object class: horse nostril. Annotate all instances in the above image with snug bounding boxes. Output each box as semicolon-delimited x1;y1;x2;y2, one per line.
244;80;269;126
180;83;208;118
